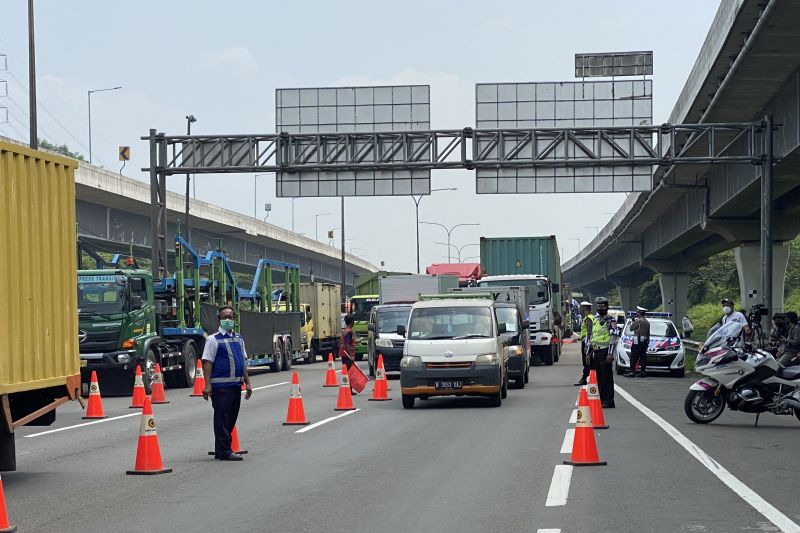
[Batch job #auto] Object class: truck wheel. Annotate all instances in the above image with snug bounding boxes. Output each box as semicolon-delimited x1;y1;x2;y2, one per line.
487;388;502;407
269;340;284;373
284;338;293;371
0;431;15;471
524;364;530;384
168;341;196;389
355;353;364;362
141;349;157;395
542;346;554;366
368;353;375;377
554;343;560;363
402;395;415;409
501;375;508;399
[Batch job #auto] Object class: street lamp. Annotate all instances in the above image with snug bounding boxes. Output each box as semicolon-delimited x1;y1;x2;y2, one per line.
253;173;270;218
585;226;599;236
184;114;197;239
420;221;479;264
315;212;331;241
435;242;479;263
87;85;122;164
569;238;581;255
412;187;457;273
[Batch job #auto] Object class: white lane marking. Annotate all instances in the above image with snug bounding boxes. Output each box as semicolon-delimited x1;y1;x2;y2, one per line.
23;413;139;438
615;384;800;533
560;428;574;454
250;381;289;392
295;409;360;434
568;409;577;424
545;465;573;507
537;530;561;533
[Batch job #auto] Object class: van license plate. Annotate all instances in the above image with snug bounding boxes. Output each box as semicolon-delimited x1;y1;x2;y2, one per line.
435;380;462;390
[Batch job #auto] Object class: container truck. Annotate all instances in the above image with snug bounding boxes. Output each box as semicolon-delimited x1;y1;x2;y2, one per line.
273;282;341;363
478;236;563;366
379;274;459;304
1;141;81;471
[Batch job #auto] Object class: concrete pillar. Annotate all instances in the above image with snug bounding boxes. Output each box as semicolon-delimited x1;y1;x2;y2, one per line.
659;273;690;321
734;242;789;312
617;285;638;312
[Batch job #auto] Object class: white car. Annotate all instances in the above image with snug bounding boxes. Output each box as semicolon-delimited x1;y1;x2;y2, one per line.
615;316;686;377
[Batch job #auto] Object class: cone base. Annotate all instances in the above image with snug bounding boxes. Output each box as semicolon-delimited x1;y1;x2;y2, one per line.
207;450;249;455
190;393;204;397
334;407;356;411
593;424;609;429
282;421;310;426
0;524;17;532
126;467;173;475
129;404;145;409
151;400;170;404
323;384;338;388
82;415;108;419
368;398;392;401
563;460;607;467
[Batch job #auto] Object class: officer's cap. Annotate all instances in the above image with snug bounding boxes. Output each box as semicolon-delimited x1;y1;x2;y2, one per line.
580;301;592;307
636;306;647;313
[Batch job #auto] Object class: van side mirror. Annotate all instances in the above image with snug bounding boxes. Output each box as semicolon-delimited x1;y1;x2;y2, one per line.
498;323;507;334
396;325;406;337
130;295;143;309
367;323;375;332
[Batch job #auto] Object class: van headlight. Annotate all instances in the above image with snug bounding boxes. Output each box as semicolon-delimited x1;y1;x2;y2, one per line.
376;338;393;348
506;346;523;357
476;353;499;366
400;355;422;368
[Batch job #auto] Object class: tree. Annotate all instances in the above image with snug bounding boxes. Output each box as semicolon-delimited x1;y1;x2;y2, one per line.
38;138;85;161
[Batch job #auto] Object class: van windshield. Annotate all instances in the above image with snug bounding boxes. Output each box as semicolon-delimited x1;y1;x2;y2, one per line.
408;306;493;340
479;279;549;305
377;307;411;334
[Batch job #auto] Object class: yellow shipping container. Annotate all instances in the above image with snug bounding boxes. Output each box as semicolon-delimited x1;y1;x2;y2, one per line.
0;140;80;395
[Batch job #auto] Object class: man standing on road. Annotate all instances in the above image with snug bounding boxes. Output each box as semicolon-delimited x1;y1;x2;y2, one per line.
591;297;616;408
202;305;253;461
626;306;650;378
574;301;594;386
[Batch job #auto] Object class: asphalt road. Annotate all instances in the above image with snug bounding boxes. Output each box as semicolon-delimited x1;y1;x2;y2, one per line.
4;346;799;533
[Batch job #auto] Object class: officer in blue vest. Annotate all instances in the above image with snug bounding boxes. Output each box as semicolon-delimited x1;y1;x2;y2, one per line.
201;305;253;460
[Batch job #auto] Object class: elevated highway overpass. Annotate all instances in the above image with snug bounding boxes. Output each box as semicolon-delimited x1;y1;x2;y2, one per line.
563;0;800;317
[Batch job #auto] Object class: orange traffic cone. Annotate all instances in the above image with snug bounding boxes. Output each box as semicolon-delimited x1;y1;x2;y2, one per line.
334;363;356;411
369;354;391;401
323;353;338;387
0;474;16;533
129;365;147;409
587;370;608;429
563;387;606;467
283;371;310;425
190;359;205;397
83;371;107;419
208;425;248;455
126;397;172;475
151;364;169;404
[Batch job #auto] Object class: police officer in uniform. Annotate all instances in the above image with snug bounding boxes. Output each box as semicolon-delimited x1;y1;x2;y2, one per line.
574;301;594;386
626;306;650;378
591;297;617;408
201;305;253;461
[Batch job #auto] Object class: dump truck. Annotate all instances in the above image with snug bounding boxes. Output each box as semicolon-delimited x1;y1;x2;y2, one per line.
1;141;81;471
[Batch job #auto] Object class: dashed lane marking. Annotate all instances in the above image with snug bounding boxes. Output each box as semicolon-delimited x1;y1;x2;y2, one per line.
250;381;290;392
545;465;573;507
560;428;574;454
537;530;561;533
23;413;139;438
295;409;360;434
615;384;800;533
568;409;577;424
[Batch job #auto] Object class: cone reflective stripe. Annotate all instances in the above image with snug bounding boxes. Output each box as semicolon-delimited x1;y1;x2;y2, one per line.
323;353;338;387
208;425;248;454
129;365;146;409
190;359;205;397
587;370;608;429
126;397;172;475
334;363;356;411
0;474;15;532
151;363;169;404
83;370;107;419
369;354;391;401
283;371;310;425
563;388;606;467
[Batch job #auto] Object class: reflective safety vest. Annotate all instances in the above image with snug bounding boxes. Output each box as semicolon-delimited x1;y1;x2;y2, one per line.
591;317;612;349
580;314;594;340
210;332;246;388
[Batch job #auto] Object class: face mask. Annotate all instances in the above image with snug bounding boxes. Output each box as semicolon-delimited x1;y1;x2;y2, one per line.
722;306;732;315
220;318;235;331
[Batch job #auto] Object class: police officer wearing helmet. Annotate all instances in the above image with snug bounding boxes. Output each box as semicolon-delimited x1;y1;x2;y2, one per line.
591;296;617;408
574;301;594;386
626;306;650;378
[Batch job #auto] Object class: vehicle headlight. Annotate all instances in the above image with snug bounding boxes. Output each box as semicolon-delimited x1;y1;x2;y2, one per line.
476;353;499;366
400;355;422;368
117;353;131;364
376;338;393;348
506;346;523;357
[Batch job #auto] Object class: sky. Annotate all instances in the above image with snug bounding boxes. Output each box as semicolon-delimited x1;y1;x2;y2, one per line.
0;0;720;271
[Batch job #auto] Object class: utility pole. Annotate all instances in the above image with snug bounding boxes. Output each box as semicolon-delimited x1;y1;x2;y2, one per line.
340;196;346;304
185;115;196;241
761;114;774;312
27;0;37;149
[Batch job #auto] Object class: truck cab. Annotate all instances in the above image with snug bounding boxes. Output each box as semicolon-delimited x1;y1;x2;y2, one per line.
350;295;379;361
367;304;412;376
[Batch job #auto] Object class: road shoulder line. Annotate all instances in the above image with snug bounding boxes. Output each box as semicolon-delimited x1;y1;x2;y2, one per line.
545;464;573;507
23;412;139;438
295;409;360;434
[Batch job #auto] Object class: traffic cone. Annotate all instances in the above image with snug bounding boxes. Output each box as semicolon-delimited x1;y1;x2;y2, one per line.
82;371;107;419
334;363;356;411
0;474;16;533
208;425;248;455
563;387;606;467
190;359;205;397
587;370;608;429
323;353;338;387
126;397;172;475
151;364;169;404
283;371;310;425
129;365;147;409
369;354;391;401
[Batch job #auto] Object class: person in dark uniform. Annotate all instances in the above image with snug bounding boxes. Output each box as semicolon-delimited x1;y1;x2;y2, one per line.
339;314;357;393
591;297;616;408
201;305;253;461
626;306;650;378
574;301;594;386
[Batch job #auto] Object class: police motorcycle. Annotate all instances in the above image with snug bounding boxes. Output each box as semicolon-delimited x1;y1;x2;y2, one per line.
684;321;800;425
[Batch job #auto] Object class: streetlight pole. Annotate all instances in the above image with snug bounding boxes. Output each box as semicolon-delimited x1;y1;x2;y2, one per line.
569;238;581;256
420;221;479;264
315;212;331;241
412;187;457;273
585;226;599;236
436;242;479;263
87;86;122;164
27;0;37;149
184;115;196;240
253;174;269;219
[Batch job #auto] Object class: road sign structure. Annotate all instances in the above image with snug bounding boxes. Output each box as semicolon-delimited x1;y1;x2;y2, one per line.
119;146;130;161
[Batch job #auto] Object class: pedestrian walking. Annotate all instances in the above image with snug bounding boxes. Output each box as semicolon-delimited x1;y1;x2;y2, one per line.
591;297;617;408
681;315;694;339
201;305;252;461
339;314;358;393
625;306;650;378
574;301;594;386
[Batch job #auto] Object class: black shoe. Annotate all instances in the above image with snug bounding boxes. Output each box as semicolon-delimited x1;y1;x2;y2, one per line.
602;402;615;409
574;380;587;386
216;453;244;461
623;372;636;378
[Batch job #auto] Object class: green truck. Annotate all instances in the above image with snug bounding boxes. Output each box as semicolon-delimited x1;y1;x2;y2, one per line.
349;271;408;360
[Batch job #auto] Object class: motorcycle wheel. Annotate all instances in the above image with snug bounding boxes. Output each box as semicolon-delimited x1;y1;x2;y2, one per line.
684;390;725;424
795;408;800;424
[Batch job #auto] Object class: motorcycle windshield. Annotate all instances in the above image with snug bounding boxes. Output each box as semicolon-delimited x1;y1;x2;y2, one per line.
703;321;743;350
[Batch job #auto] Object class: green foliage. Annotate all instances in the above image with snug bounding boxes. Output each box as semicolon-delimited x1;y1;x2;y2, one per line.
638;275;662;309
687;250;738;306
38;138;85;161
686;303;724;339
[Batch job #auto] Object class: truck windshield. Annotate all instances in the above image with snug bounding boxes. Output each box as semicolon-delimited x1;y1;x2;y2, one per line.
479;279;549;305
77;275;127;314
408;306;493;340
377;307;411;334
352;298;379;322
